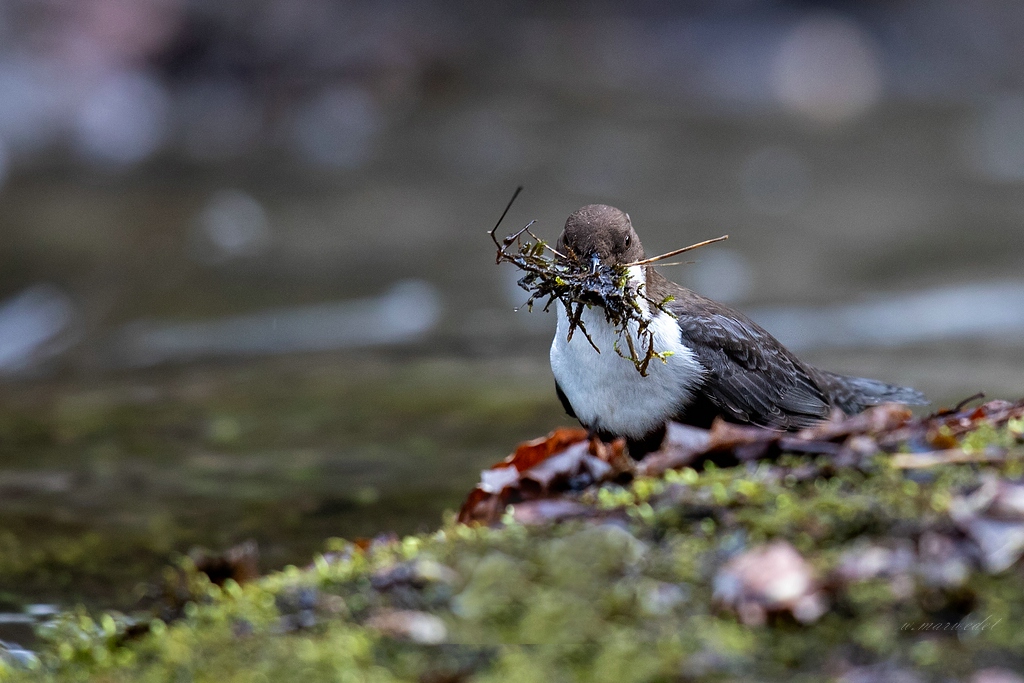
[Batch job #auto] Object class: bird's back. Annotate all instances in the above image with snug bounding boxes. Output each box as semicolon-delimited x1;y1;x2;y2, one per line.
650;270;926;430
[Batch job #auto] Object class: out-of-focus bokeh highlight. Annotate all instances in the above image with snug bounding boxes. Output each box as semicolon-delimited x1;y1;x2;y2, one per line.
1;0;1024;607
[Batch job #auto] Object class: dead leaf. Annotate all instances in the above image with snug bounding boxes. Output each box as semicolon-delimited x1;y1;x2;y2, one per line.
463;398;1023;527
712;541;827;625
458;428;626;525
636;422;712;476
797;404;912;442
495;427;588;472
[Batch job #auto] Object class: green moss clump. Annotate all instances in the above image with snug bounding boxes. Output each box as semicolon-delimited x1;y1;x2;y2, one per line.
4;416;1024;682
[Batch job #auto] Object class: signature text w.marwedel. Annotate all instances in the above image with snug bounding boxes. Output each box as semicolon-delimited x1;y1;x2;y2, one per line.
900;615;1002;632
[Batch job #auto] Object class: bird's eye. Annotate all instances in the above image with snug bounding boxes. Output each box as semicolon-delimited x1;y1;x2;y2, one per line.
624;235;631;248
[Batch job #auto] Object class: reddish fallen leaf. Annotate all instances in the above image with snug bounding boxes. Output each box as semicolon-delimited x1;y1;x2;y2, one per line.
495;427;588;472
521;442;610;492
457;487;501;526
458;428;630;525
903;399;1024;443
462;398;1024;527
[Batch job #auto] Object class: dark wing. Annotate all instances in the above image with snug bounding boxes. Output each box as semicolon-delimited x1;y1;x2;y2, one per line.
555;380;577;418
668;293;832;429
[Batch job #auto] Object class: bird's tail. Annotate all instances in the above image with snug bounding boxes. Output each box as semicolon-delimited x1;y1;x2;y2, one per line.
816;371;928;415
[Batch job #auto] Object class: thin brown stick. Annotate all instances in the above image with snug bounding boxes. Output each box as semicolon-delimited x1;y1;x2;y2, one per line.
488;187;526;263
634;260;696;268
926;392;986;419
624;235;729;267
890;449;1006;469
524;226;567;259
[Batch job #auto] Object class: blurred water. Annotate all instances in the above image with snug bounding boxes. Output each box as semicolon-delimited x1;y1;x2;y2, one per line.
750;281;1024;352
112;280;441;367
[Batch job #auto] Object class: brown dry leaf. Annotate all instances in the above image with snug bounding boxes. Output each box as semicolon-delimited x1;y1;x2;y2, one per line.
461;398;1022;526
457;487;504;526
495;427;589;473
922;399;1023;439
707;418;780;451
458;428;628;525
635;422;712;476
589;435;631;469
519;441;604;492
797;404;912;442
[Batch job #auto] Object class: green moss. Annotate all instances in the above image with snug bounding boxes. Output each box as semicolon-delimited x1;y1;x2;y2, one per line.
5;410;1024;681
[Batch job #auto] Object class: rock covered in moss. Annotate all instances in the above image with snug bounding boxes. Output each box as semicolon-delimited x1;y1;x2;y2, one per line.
8;400;1024;682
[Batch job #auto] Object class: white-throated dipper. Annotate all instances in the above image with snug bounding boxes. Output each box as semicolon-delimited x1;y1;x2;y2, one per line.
549;204;927;455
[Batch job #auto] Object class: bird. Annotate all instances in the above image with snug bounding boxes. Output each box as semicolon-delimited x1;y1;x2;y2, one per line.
548;204;928;456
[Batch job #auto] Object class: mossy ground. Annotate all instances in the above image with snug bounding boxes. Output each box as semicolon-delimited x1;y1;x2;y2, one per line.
6;414;1024;681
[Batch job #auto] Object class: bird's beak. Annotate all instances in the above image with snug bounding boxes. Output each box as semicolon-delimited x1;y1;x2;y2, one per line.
589;253;602;274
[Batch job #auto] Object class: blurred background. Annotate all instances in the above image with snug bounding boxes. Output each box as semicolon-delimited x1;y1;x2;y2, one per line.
1;0;1024;610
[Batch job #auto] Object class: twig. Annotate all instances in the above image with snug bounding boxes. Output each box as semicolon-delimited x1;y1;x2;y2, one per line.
488;195;726;376
488;187;523;245
927;392;986;419
624;235;729;267
890;449;1005;469
634;260;696;268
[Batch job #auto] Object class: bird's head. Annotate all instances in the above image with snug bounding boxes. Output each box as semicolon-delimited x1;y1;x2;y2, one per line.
556;204;645;271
